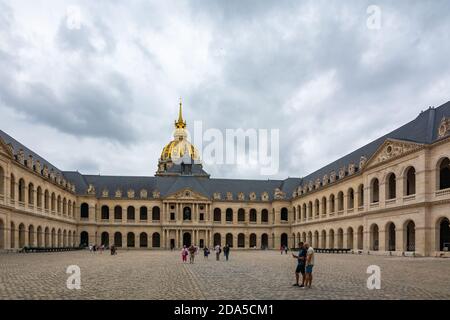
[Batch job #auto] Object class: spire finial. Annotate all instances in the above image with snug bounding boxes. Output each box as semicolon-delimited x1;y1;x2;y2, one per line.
175;98;187;129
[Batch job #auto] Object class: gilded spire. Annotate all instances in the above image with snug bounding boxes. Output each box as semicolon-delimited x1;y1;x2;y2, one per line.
175;98;187;129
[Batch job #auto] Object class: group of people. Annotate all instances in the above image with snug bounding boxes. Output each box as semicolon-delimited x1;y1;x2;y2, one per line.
291;242;315;289
88;244;117;255
181;244;231;263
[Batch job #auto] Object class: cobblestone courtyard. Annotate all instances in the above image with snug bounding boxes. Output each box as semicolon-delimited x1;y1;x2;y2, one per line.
0;250;449;300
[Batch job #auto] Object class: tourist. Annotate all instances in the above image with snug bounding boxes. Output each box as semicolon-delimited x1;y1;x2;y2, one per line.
203;247;210;259
181;245;188;263
292;241;306;288
110;244;117;255
223;244;230;261
285;245;288;254
280;245;284;254
215;244;221;261
188;244;196;264
304;242;315;289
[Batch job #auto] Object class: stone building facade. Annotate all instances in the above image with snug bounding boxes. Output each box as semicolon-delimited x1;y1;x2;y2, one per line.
1;102;450;256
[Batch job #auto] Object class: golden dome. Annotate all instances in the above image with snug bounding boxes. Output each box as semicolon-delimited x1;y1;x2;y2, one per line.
159;100;201;162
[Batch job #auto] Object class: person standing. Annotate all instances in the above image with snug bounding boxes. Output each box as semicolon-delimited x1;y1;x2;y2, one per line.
203;247;210;259
215;244;221;261
304;242;315;289
223;244;230;261
181;245;188;263
292;242;306;288
188;244;196;264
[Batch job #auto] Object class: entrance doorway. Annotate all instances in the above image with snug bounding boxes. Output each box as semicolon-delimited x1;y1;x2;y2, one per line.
199;239;204;248
170;239;175;250
183;232;192;246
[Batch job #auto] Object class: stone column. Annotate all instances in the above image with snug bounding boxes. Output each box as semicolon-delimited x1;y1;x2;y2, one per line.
395;228;404;252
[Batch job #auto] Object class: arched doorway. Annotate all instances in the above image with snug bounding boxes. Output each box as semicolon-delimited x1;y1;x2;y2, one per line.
80;231;89;247
152;233;160;248
405;220;415;251
226;233;233;247
439;218;450;251
238;233;245;248
213;233;221;246
280;233;288;248
370;224;379;251
140;233;148;248
183;232;192;246
261;234;268;249
250;233;257;248
357;226;364;250
101;232;109;247
347;227;354;249
386;222;396;251
114;232;122;247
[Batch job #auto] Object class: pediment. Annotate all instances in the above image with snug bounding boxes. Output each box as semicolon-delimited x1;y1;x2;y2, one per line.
365;139;424;169
0;137;14;159
164;188;209;201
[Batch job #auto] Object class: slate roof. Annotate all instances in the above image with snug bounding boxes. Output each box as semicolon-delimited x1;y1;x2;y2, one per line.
2;101;450;200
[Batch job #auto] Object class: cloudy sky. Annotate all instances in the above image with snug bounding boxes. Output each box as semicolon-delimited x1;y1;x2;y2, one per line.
1;0;450;179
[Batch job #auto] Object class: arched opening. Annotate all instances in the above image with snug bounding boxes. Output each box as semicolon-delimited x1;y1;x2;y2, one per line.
114;232;122;247
314;199;319;216
302;204;307;220
314;231;319;248
63;198;67;215
139;206;148;220
329;230;335;248
357;226;364;250
101;206;109;220
281;207;288;221
152;233;160;248
358;184;364;207
337;228;343;249
321;197;327;215
101;232;109;247
213;233;221;246
337;192;344;211
37;226;43;247
347;227;354;249
57;195;61;213
330;194;335;213
183;207;192;221
57;229;62;247
386;173;396;200
347;188;354;209
280;233;288;247
261;209;269;223
44;190;49;209
238;233;245;248
63;230;67;247
250;209;257;222
10;222;16;248
10;174;15;200
44;227;49;248
261;234;268;249
371;178;379;203
80;203;89;219
18;179;25;202
0;166;4;196
225;208;233;222
405;167;416;195
28;225;35;247
226;233;233;247
321;230;326;248
152;207;161;221
370;224;379;251
438;157;450;190
439;218;450;251
51;193;56;211
249;233;257;247
18;223;26;248
114;206;122;220
127;206;135;221
405;220;415;251
213;208;221;222
28;183;34;205
183;232;191;247
386;222;396;251
80;231;89;247
127;232;135;248
140;233;148;248
238;208;245;222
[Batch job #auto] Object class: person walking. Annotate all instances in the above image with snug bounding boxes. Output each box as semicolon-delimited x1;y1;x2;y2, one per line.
304;242;315;289
181;245;188;263
203;247;210;259
188;244;196;264
292;242;306;288
215;244;221;261
223;244;230;261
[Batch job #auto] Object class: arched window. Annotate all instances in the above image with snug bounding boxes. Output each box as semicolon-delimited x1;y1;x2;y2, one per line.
114;232;122;247
225;233;233;247
302;204;307;220
226;208;233;222
101;232;109;247
281;207;288;221
438;158;450;190
358;184;364;207
18;179;25;202
213;208;221;222
114;206;122;220
321;197;327;215
101;206;109;220
213;233;221;246
0;166;4;196
405;167;416;195
152;233;160;248
238;208;245;222
337;228;343;249
386;222;396;251
347;188;354;209
308;202;312;218
261;209;269;223
80;231;89;247
127;206;135;220
238;233;245;248
63;198;67;215
183;207;192;221
280;233;288;247
36;187;43;208
28;183;34;204
140;206;148;220
337;191;344;211
140;233;148;248
57;195;61;213
250;233;257;247
314;200;319;216
80;203;89;219
370;224;379;251
44;190;49;209
250;209;257;222
347;227;354;249
405;220;415;251
127;232;135;247
51;193;56;211
371;178;379;203
330;194;335;213
386;173;396;199
152;206;160;221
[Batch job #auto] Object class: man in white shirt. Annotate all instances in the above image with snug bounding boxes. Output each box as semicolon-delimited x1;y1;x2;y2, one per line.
214;244;221;261
304;242;315;288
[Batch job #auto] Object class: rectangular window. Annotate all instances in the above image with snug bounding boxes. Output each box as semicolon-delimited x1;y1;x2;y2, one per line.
170;212;175;220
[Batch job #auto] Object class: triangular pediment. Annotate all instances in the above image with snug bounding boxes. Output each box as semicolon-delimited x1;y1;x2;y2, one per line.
0;137;14;159
164;188;209;201
365;138;424;169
